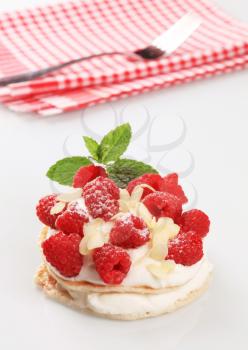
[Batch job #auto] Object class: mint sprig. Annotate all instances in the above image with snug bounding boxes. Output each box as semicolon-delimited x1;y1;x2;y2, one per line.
83;136;99;161
107;159;158;188
46;156;92;186
46;123;158;187
98;123;131;163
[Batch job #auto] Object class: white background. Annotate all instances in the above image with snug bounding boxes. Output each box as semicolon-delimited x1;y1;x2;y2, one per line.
0;1;248;349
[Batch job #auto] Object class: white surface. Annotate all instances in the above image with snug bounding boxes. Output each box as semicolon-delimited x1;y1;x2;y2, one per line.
0;0;248;349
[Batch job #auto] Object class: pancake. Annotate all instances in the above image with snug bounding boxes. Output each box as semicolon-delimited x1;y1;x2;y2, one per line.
35;263;212;320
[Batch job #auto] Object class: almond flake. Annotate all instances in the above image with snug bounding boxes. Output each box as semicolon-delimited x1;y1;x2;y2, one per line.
87;231;105;250
57;188;83;203
130;185;144;202
119;200;130;212
137;203;153;226
139;184;156;192
79;219;112;255
110;212;126;221
119;189;130;201
50;201;66;215
148;217;180;260
79;237;89;255
149;242;168;260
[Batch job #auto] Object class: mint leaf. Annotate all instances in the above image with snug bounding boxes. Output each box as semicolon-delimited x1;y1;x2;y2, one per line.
107;159;158;188
46;156;92;186
83;136;99;160
98;123;131;164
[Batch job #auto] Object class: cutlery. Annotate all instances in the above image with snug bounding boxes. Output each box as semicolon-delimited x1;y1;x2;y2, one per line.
0;12;201;86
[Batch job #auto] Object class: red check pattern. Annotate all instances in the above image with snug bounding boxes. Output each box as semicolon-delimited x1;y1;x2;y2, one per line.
0;0;248;115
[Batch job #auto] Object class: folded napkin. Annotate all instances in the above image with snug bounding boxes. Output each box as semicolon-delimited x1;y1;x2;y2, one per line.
0;0;248;115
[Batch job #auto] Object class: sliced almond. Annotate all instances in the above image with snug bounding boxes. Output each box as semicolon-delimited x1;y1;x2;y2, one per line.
57;188;83;202
152;217;180;240
130;185;144;202
84;218;103;236
79;236;89;255
50;201;66;215
139;184;156;192
119;189;130;202
119;200;130;213
137;203;153;226
86;231;105;250
79;219;112;255
149;243;168;261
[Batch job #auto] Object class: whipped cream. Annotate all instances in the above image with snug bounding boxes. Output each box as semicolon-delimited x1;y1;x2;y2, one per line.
45;229;205;289
45;196;208;290
67;259;212;316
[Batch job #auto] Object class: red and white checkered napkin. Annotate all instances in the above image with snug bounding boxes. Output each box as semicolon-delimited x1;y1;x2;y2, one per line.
0;0;248;115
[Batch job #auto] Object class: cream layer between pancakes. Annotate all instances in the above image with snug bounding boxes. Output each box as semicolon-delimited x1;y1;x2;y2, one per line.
45;226;209;289
43;194;211;290
41;259;212;317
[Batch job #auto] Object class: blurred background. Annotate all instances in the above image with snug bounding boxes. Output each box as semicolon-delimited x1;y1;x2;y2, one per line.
1;0;247;23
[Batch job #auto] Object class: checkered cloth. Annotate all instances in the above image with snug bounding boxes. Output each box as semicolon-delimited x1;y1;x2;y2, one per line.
0;0;248;115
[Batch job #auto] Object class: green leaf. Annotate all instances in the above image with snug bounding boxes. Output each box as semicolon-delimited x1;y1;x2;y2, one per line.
98;123;131;164
107;158;158;188
83;136;99;160
46;156;92;186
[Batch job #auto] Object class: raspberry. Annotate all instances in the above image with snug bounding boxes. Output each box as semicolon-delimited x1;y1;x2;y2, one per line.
73;165;107;188
36;194;66;229
127;173;163;199
110;213;150;249
160;173;188;204
166;230;203;266
177;209;210;238
93;244;131;284
55;201;89;236
143;191;182;220
84;176;119;221
42;232;83;277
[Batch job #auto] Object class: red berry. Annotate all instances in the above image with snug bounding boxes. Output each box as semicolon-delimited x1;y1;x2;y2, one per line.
177;209;210;238
93;244;131;284
36;194;66;229
42;232;83;277
84;176;119;221
127;173;163;199
160;173;188;204
110;213;150;249
143;191;182;220
73;165;107;188
166;230;203;266
55;201;89;236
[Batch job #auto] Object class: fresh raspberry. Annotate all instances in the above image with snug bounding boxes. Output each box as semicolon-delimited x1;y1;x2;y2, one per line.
93;244;131;284
127;173;163;199
143;191;182;220
177;209;210;238
42;232;83;277
36;194;66;229
55;201;89;236
160;173;188;204
166;230;203;266
110;213;150;249
73;165;107;188
84;176;119;221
